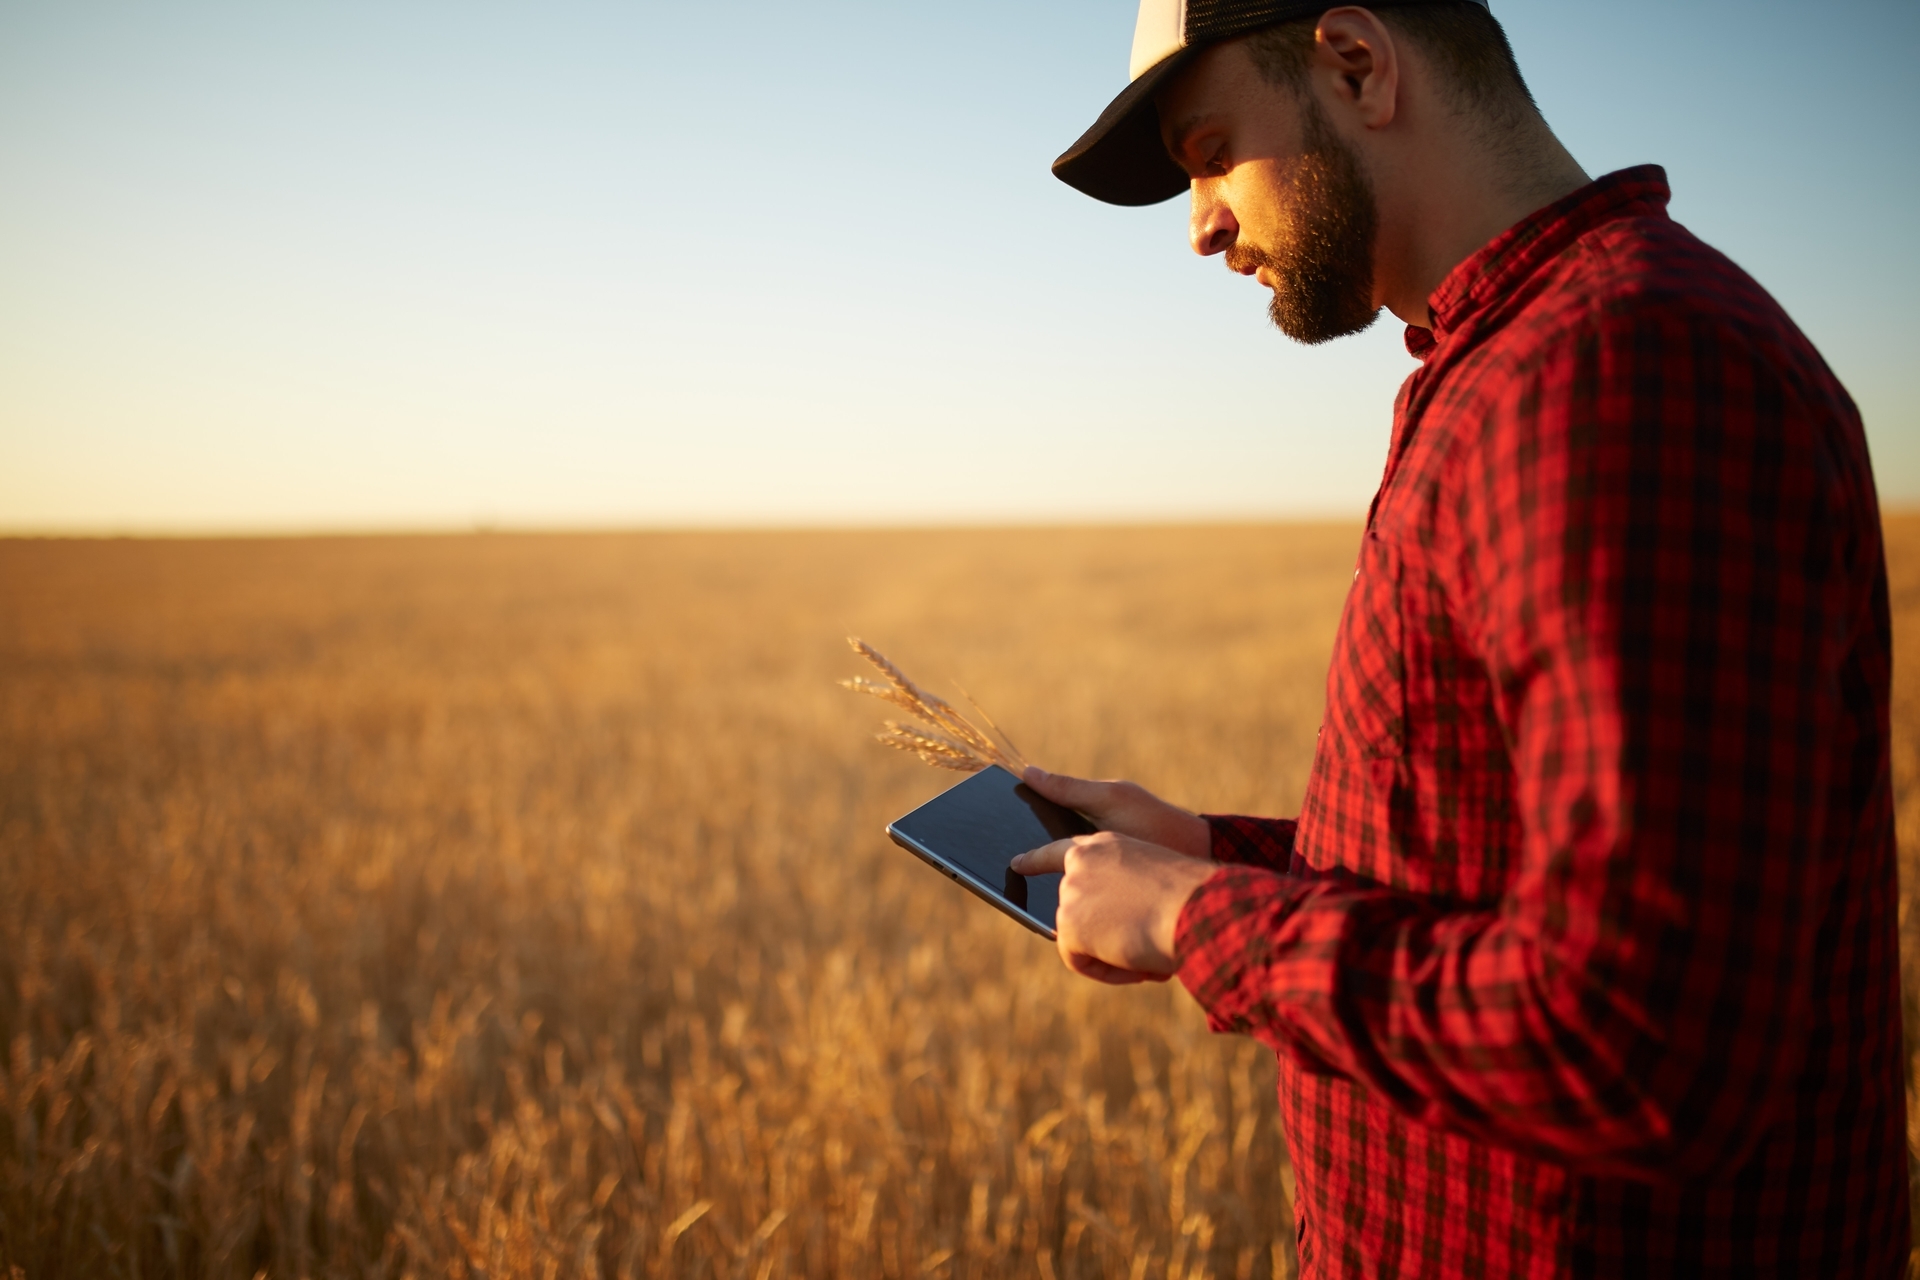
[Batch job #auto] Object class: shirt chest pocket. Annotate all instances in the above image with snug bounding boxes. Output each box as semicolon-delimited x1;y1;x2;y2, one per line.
1322;530;1406;760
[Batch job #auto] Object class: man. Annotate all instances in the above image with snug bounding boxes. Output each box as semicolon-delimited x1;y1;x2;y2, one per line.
1008;2;1909;1275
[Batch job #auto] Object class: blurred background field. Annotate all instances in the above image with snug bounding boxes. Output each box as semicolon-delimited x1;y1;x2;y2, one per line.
1;519;1916;1278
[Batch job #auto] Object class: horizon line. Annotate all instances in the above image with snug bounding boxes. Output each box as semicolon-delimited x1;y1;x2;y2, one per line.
0;511;1379;540
8;503;1920;542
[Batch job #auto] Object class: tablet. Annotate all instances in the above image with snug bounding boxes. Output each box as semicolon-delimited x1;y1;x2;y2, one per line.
885;764;1095;939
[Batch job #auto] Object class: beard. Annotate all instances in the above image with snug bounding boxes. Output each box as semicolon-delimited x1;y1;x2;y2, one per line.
1223;101;1381;345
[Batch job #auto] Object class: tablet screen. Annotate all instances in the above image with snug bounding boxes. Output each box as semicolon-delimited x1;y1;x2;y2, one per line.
886;765;1094;935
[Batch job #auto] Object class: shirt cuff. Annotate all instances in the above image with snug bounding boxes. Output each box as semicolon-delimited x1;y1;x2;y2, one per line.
1200;814;1298;871
1174;863;1309;1038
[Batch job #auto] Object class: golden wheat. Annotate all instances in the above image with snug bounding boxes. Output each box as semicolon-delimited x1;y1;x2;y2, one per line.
843;638;1029;775
0;522;1914;1280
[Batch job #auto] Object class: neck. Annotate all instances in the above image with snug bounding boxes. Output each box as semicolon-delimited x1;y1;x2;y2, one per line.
1371;121;1590;328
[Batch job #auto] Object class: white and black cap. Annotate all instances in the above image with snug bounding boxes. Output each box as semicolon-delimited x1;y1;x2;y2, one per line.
1053;0;1490;206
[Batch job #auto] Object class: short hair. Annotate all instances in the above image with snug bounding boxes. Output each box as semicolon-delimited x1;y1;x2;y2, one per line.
1244;3;1538;130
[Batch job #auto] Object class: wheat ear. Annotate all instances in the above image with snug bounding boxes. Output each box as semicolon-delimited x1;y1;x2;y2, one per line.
955;685;1029;773
876;723;987;773
841;638;1028;774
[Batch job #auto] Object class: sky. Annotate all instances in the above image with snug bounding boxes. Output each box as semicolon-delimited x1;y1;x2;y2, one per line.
2;0;1916;533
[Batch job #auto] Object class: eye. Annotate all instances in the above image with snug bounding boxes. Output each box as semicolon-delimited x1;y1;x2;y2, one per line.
1201;144;1229;177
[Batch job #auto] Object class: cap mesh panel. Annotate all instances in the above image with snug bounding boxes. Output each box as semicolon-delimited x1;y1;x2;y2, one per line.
1184;0;1487;46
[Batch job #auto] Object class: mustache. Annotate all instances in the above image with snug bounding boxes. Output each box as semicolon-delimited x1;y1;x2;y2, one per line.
1224;242;1278;277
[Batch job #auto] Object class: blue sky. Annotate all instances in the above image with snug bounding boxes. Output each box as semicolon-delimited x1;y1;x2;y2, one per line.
2;0;1915;531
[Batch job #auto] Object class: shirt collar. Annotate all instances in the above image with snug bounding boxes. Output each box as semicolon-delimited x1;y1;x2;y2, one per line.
1402;165;1672;359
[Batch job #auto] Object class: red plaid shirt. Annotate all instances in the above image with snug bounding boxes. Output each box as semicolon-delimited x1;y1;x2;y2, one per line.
1176;167;1908;1278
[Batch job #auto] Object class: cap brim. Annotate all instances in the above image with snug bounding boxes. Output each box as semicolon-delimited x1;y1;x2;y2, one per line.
1051;47;1198;207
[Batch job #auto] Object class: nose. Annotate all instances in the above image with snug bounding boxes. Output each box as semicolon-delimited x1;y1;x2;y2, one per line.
1189;183;1238;257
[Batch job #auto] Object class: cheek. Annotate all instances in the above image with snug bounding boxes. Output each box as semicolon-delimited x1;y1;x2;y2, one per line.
1234;204;1283;255
1228;167;1293;247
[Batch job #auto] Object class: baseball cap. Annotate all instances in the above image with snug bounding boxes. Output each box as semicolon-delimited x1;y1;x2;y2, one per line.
1052;0;1490;206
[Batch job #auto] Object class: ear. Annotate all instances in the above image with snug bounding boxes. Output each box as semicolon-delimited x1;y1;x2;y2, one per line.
1312;7;1401;129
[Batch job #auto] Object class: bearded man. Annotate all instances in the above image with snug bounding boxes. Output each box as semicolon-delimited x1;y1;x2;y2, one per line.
1008;2;1910;1275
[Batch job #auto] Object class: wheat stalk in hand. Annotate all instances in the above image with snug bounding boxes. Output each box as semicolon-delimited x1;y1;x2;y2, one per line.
841;638;1029;774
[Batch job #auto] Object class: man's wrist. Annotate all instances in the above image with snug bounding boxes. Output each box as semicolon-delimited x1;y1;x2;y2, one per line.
1154;856;1228;968
1173;810;1212;859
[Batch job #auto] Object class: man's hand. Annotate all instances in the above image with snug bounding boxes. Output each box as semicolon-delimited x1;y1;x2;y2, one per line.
1009;831;1219;984
1019;766;1212;859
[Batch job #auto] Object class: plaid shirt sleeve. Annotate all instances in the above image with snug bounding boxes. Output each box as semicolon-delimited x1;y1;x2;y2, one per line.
1175;296;1882;1182
1201;814;1297;870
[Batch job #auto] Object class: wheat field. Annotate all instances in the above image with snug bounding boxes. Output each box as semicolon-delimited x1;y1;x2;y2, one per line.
2;521;1916;1279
